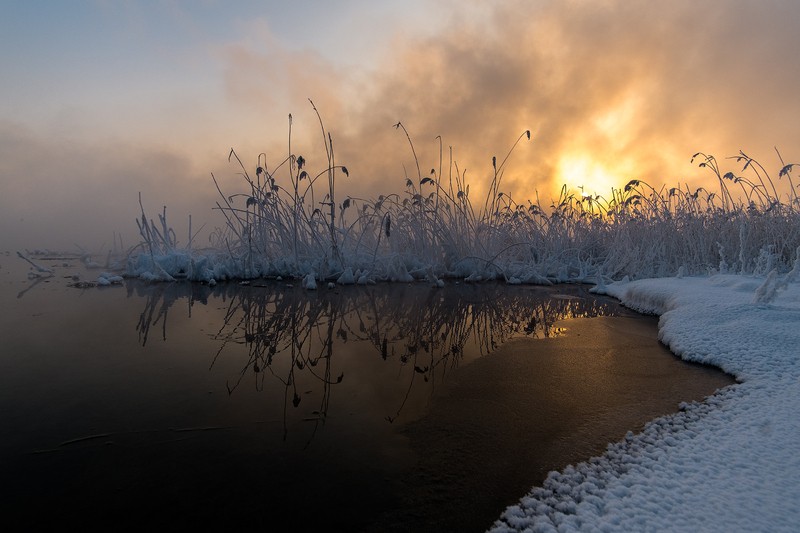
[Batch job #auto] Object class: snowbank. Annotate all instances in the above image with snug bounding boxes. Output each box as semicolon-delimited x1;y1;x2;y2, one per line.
491;275;800;532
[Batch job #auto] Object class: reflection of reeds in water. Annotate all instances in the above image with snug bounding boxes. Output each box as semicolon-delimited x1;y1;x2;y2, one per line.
133;282;617;439
131;282;212;346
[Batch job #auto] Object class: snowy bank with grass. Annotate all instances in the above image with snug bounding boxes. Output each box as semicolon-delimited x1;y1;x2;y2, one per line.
115;114;800;530
491;273;800;532
124;115;800;289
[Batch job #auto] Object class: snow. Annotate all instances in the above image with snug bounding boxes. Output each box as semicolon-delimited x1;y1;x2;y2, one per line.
491;274;800;533
96;272;124;286
126;251;798;529
302;271;317;290
16;251;54;274
108;240;800;529
35;179;800;531
337;267;356;285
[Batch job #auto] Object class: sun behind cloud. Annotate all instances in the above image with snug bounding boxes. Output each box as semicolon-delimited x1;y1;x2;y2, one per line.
551;95;646;198
555;153;624;198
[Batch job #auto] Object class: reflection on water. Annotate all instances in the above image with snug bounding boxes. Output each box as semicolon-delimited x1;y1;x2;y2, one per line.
0;257;732;531
131;280;620;437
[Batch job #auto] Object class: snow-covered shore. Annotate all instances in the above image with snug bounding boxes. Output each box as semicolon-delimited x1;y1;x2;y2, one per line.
491;275;800;532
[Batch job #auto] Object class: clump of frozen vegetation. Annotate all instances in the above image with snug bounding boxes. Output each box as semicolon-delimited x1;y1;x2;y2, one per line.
16;251;54;275
126;105;800;287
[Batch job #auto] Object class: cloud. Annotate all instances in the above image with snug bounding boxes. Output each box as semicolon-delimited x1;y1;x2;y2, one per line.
219;20;349;129
217;0;800;203
8;0;800;251
353;0;800;200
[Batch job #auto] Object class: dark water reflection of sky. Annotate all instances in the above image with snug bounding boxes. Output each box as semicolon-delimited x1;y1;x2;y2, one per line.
0;254;733;531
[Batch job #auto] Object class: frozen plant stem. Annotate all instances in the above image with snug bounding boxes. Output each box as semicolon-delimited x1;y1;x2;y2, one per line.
125;109;800;287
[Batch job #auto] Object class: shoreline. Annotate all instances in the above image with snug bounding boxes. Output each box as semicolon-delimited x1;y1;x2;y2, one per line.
492;275;800;532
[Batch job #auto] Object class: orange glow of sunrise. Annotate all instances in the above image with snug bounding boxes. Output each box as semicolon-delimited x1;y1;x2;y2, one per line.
548;93;644;199
555;153;625;198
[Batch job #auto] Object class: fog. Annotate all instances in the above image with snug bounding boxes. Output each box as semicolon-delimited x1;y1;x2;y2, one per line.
0;122;219;251
2;0;799;252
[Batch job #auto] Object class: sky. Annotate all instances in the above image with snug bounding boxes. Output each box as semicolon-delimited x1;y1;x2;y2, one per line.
2;0;800;251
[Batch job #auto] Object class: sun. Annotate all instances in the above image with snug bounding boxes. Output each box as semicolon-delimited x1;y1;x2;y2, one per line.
555;153;622;197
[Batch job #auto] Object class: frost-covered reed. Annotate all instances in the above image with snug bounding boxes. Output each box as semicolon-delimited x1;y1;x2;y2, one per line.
127;108;800;286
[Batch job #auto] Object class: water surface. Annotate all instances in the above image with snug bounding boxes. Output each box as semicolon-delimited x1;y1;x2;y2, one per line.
0;255;734;531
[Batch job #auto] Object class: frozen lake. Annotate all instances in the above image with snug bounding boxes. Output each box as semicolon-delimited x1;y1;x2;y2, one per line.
0;254;734;531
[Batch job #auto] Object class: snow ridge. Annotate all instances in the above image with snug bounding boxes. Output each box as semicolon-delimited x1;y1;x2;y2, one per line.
491;276;800;532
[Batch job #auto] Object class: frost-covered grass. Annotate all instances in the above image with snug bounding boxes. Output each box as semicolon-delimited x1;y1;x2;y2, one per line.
125;111;800;286
37;107;800;530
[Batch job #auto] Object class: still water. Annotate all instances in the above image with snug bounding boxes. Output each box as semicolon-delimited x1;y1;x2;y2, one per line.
0;254;734;531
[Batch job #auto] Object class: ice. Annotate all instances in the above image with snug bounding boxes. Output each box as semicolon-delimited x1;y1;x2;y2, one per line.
302;272;317;290
337;267;356;285
97;272;124;286
16;251;54;274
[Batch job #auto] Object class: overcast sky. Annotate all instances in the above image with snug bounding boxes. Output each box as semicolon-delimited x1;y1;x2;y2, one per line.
2;0;799;251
